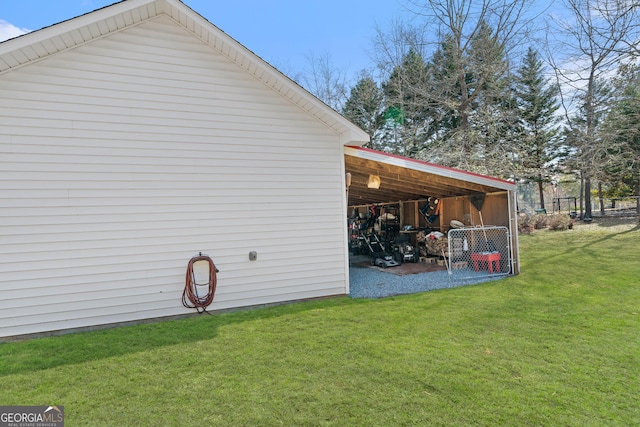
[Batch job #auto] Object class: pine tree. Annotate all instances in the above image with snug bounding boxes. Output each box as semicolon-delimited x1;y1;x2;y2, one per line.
382;49;432;156
423;21;515;175
342;75;385;150
514;47;560;210
426;34;465;139
602;63;640;213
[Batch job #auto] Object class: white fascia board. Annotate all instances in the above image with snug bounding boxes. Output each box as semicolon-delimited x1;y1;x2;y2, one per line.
0;0;154;56
340;128;369;147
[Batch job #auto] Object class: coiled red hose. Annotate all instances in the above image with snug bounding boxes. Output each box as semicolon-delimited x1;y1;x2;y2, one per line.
182;253;218;314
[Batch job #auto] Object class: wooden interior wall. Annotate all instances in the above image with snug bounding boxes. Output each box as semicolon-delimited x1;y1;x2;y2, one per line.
441;197;469;230
475;193;510;227
440;193;509;230
401;201;418;228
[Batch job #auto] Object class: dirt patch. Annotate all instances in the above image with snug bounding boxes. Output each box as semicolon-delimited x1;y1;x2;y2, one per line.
351;259;447;276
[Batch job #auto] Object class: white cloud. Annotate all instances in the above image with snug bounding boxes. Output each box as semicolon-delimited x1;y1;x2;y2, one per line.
0;19;31;42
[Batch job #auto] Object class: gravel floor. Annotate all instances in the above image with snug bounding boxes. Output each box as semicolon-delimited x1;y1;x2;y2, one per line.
348;262;502;299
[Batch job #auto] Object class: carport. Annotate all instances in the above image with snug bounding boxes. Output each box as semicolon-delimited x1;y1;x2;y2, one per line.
344;146;520;276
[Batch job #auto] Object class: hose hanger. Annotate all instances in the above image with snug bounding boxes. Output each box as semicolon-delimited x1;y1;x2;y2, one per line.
182;253;219;314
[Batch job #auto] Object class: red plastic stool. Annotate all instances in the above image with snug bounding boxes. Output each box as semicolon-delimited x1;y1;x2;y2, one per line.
471;252;501;273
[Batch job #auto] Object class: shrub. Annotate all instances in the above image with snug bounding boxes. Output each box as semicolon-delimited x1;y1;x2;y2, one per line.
518;213;572;232
548;213;571;230
518;213;535;234
532;213;549;229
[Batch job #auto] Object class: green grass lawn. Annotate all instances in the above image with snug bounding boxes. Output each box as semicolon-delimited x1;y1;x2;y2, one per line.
1;220;639;426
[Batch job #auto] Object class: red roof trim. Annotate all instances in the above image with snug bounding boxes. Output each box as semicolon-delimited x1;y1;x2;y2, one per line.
346;146;515;188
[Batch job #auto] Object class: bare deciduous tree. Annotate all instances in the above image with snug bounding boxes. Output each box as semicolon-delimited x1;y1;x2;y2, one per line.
547;0;640;219
408;0;533;133
371;17;429;80
298;51;349;112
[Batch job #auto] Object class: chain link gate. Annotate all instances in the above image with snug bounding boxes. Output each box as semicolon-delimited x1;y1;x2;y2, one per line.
447;226;511;279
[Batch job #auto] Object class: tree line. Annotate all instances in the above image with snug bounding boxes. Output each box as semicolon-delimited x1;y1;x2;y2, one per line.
301;0;640;217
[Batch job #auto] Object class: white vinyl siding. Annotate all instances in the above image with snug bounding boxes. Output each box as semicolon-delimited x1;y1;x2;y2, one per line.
0;16;348;338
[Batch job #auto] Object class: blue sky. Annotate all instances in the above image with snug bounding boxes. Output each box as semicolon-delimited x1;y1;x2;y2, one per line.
0;0;405;81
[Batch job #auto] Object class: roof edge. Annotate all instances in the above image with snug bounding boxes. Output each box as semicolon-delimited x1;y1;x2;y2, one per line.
0;0;370;146
0;0;146;55
345;146;516;191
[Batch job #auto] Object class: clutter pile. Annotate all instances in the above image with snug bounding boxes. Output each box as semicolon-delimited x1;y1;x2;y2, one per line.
349;201;472;270
417;230;449;257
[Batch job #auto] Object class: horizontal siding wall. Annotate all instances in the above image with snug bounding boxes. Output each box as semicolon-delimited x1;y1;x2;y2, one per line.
0;17;348;338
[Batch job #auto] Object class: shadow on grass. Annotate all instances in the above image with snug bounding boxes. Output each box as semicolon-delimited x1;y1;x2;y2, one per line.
0;296;363;377
565;222;640;253
581;215;640;227
525;220;640;265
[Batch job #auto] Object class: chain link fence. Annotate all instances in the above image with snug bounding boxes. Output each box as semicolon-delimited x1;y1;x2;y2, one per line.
590;197;640;217
446;226;511;279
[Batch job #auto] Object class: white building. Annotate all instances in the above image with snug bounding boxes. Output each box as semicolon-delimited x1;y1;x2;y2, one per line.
0;0;518;339
0;0;369;339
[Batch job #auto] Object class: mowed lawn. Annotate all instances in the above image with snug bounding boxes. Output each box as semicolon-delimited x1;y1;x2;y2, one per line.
1;219;639;426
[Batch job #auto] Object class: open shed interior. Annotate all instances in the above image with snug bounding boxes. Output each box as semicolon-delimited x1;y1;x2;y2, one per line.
344;147;518;275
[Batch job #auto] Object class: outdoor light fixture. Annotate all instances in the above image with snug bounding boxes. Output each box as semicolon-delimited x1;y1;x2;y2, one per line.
367;174;381;189
345;172;352;213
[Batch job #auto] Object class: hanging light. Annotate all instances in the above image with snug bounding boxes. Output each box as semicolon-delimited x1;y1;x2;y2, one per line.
367;174;380;189
345;172;352;214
